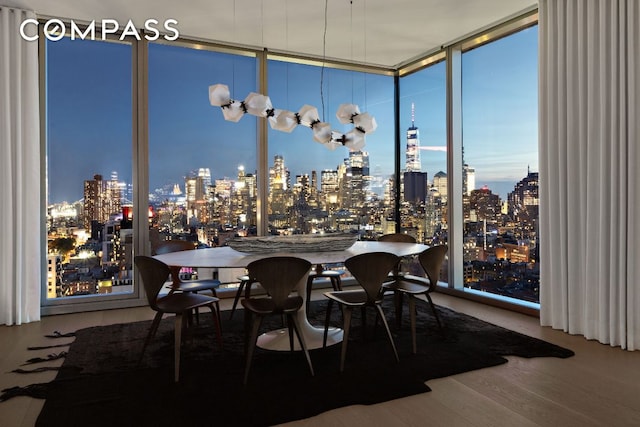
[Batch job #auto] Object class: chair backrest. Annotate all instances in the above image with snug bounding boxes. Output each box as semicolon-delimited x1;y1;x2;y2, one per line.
378;233;417;275
154;240;196;255
378;233;417;243
345;252;400;302
134;255;171;310
418;245;448;291
246;256;312;310
152;240;197;284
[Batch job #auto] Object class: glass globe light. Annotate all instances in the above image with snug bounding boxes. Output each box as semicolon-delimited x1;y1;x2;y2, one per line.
343;128;366;150
221;100;245;122
268;109;298;132
353;112;377;133
336;103;360;124
244;92;273;117
298;105;320;127
312;122;332;144
209;84;231;107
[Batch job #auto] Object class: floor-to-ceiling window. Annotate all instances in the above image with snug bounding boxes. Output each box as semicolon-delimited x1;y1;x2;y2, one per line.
398;58;448;280
266;58;395;239
44;36;134;303
398;62;448;239
460;24;539;304
41;12;539;312
148;42;258;285
148;43;257;245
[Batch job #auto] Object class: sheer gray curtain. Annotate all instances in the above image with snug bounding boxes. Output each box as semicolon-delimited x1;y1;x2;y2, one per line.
539;0;639;350
0;6;41;325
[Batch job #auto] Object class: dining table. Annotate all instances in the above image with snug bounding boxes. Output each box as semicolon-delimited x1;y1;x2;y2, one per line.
153;240;429;351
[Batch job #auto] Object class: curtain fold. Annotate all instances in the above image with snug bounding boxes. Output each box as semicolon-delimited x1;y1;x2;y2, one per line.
539;0;640;350
0;6;41;325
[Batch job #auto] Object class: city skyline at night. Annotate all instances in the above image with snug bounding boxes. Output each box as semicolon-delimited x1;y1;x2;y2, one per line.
46;25;537;204
45;24;540;303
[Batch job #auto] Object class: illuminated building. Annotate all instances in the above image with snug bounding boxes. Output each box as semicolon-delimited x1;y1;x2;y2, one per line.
83;173;122;234
405;103;421;172
433;171;447;201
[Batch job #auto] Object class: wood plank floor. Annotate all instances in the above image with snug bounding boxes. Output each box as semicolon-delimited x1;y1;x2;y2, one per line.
1;293;639;427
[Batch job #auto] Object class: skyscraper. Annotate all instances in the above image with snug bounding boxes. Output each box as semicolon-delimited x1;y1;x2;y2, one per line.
270;155;287;191
198;167;212;188
269;155;288;215
343;151;369;210
463;164;476;196
83;173;122;232
321;169;340;211
403;171;428;203
433;171;448;200
405;103;421;172
508;169;539;228
310;170;318;207
185;172;207;223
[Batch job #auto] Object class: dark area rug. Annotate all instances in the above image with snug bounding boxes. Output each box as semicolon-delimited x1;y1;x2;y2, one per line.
35;300;574;427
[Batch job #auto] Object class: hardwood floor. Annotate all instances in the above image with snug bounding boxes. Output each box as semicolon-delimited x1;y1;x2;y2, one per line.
1;293;639;427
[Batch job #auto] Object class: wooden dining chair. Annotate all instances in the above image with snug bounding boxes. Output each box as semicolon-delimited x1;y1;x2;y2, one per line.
241;256;314;385
154;240;222;325
229;274;253;320
378;233;417;244
134;255;223;382
305;264;344;314
378;233;417;276
323;252;400;372
383;244;448;353
377;233;418;326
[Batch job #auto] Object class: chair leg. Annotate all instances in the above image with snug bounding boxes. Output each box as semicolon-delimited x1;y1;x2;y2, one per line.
229;280;246;320
208;303;223;348
289;314;314;377
408;296;417;354
140;311;163;364
209;288;222;328
287;315;295;352
174;313;183;382
243;314;263;385
305;276;314;313
193;293;201;325
340;307;353;372
332;276;343;291
425;293;445;336
375;304;399;363
394;291;404;329
323;299;334;347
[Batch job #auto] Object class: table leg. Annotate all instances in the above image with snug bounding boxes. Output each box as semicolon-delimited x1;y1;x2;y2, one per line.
256;273;343;351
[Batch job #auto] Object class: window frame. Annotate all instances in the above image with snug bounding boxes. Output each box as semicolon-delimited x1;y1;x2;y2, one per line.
39;11;540;315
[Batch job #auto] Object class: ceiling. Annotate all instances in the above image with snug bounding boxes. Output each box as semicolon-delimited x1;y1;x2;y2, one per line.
4;0;536;68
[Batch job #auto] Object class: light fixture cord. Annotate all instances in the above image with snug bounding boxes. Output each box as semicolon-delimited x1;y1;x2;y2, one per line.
363;0;368;110
232;0;236;94
321;0;328;122
350;0;354;103
286;0;290;106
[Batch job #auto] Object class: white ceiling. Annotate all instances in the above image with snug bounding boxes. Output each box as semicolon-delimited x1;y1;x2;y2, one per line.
4;0;536;68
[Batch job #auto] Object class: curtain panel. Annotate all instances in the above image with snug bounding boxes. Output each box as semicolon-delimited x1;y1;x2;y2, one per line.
0;6;41;325
539;0;639;350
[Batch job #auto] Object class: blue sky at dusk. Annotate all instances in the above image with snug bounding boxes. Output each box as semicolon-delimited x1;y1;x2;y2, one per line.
47;25;537;203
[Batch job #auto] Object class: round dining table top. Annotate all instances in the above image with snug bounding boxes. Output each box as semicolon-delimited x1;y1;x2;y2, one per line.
153;240;429;268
